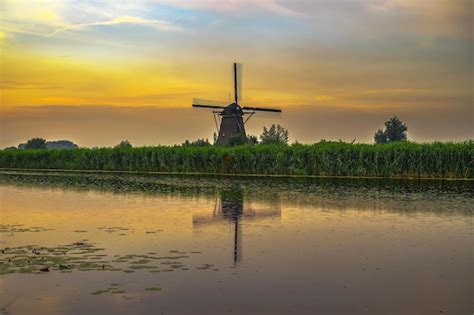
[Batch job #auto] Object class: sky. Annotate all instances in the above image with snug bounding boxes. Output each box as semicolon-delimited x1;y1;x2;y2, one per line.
0;0;472;147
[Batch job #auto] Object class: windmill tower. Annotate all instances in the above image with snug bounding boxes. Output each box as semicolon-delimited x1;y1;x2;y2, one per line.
193;63;281;145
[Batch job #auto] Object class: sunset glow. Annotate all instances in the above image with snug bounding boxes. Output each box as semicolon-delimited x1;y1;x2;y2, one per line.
1;0;472;146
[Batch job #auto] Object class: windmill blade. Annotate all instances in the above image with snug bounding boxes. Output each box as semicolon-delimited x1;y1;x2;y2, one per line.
242;106;281;113
193;104;227;109
193;98;228;109
234;63;242;104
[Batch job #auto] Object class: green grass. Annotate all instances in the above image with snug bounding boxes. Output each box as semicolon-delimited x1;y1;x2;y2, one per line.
0;141;472;179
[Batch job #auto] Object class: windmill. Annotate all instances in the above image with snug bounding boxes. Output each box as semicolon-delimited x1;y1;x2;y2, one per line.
192;63;281;145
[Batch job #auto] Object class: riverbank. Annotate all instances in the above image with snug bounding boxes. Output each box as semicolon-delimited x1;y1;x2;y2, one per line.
0;141;472;179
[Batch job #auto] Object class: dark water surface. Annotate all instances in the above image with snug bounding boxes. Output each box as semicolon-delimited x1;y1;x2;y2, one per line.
0;171;472;315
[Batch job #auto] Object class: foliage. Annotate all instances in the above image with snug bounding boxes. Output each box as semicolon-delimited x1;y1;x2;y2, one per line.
16;139;78;150
115;140;133;149
246;135;259;145
220;135;258;146
0;141;472;179
225;134;250;146
385;116;408;142
375;116;408;144
374;129;387;144
24;138;47;150
260;124;289;145
46;140;78;150
182;138;211;147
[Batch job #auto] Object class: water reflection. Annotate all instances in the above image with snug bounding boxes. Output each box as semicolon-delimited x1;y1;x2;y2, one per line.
0;171;472;315
193;189;281;264
0;170;471;216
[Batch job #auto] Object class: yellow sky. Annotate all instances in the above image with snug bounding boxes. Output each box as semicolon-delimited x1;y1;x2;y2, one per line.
0;0;472;145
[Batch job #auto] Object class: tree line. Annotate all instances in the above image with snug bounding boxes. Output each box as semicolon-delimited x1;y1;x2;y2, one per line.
182;115;408;147
4;116;411;151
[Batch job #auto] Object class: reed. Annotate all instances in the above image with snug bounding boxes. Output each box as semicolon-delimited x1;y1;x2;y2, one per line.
0;141;472;179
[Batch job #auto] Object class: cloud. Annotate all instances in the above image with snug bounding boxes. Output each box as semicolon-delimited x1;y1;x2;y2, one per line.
366;0;473;38
307;1;470;39
46;16;181;37
198;0;473;39
0;0;180;38
149;0;302;16
1;0;471;135
0;80;59;90
2;0;470;40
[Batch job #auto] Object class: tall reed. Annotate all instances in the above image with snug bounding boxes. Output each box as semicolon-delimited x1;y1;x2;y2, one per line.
0;141;472;178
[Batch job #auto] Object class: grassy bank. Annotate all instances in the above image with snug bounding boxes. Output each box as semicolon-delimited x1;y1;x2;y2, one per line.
0;142;472;179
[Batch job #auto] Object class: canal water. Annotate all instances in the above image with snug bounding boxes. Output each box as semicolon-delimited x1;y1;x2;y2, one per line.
0;171;472;314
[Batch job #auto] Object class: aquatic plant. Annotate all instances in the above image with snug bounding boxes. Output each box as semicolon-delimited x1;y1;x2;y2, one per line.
0;233;206;277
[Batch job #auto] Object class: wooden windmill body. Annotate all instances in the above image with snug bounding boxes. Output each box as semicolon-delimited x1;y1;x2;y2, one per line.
193;63;281;145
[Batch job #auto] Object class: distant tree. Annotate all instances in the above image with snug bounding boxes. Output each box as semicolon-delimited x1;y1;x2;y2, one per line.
227;135;246;146
46;140;78;150
24;138;47;150
246;135;259;145
3;146;18;151
220;135;259;146
385;116;407;142
115;140;133;148
260;124;289;145
182;138;211;147
374;129;387;144
374;116;408;144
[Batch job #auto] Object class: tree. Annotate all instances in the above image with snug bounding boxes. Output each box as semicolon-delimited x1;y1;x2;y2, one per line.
374;116;408;144
227;135;246;146
260;124;289;145
246;135;258;145
385;116;407;142
115;140;132;148
24;138;47;150
220;135;258;146
182;138;211;147
46;140;78;150
374;129;387;144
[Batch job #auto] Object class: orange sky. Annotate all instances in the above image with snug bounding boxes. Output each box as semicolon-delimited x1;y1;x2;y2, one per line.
0;0;472;146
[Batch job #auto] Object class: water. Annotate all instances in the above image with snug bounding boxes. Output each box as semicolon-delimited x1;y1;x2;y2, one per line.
0;171;472;314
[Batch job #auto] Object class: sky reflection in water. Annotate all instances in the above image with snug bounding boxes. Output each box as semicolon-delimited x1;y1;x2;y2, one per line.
0;171;472;315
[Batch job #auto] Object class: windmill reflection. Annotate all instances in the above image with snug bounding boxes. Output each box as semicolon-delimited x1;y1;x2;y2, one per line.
193;188;281;265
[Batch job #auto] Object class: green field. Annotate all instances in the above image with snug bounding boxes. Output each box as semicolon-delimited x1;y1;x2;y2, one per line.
0;141;472;179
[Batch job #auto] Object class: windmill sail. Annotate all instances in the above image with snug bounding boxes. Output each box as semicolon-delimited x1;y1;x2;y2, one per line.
192;98;228;108
242;106;281;113
234;63;242;104
192;63;281;146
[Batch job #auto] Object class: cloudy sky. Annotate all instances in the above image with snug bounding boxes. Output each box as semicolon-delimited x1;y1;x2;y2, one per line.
0;0;472;147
